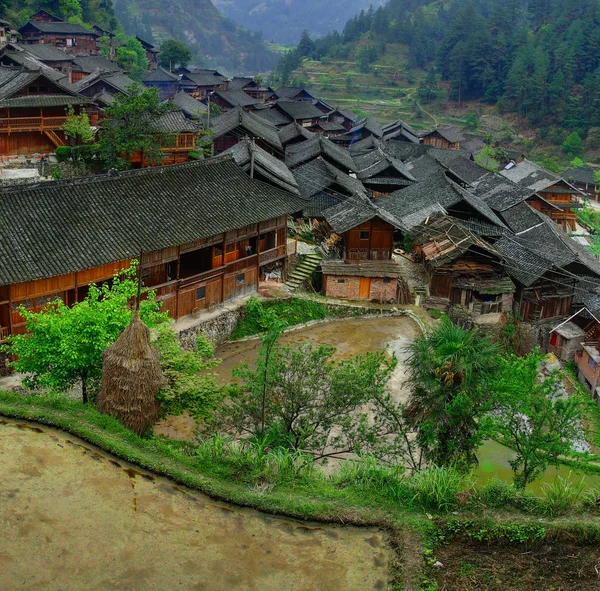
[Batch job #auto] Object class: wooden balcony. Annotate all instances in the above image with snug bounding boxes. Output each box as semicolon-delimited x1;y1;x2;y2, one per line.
0;326;8;342
0;116;68;132
259;244;286;265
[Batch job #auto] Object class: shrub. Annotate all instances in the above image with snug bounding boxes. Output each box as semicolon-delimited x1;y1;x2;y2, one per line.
410;466;466;513
542;472;586;516
188;150;201;161
55;146;72;162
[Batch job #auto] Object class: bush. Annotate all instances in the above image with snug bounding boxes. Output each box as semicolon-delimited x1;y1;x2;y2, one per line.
542;472;587;516
55;146;72;162
410;466;466;513
188;150;201;161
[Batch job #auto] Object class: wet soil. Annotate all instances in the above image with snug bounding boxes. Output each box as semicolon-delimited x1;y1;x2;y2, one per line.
433;542;600;591
0;419;391;591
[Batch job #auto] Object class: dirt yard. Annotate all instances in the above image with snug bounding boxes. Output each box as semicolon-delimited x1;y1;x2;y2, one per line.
0;418;391;591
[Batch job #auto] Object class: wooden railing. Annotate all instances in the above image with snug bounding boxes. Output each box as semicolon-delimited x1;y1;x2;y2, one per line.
259;244;286;265
0;326;8;342
0;116;68;132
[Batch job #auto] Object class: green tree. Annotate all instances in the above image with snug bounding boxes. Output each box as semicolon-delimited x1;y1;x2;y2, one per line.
158;39;192;70
297;29;315;58
217;329;396;456
490;353;585;489
96;83;175;170
417;68;439;103
62;105;94;146
2;263;167;403
405;317;501;470
562;131;583;158
116;36;148;81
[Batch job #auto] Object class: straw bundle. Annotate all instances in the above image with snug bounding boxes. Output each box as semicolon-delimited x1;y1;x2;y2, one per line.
97;312;163;435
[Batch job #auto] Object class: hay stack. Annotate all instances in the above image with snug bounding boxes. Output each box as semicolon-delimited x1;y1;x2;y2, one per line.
97;312;163;435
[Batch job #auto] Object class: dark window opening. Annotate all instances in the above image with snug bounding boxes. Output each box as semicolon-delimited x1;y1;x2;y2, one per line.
337;279;345;284
180;246;213;279
360;231;369;241
383;278;391;284
236;273;245;286
196;286;206;300
167;261;177;281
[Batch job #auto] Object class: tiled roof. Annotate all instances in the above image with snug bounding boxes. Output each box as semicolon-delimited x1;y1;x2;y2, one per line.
0;157;307;286
278;121;315;146
500;159;565;193
228;77;253;90
352;148;416;182
276;86;314;100
12;42;73;61
321;259;402;278
170;90;207;117
292;158;365;199
348;136;382;154
75;71;136;94
0;94;89;108
211;107;282;151
563;166;597;185
0;52;68;83
153;109;198;133
275;98;324;121
423;126;464;144
323;193;403;234
499;202;545;234
474;173;534;211
214;89;259;108
72;55;121;73
21;21;98;35
285;135;356;172
253;107;293;127
182;70;227;87
143;67;179;83
223;140;300;195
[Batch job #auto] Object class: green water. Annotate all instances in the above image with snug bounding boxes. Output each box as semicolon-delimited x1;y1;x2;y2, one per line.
476;439;600;494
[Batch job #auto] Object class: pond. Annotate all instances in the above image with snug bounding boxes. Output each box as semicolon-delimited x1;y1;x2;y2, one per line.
157;315;600;492
0;418;391;591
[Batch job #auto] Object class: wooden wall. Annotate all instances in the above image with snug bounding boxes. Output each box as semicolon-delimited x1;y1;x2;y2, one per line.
344;218;394;261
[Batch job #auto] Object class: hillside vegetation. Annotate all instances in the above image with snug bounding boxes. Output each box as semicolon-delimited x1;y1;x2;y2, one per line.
275;0;600;161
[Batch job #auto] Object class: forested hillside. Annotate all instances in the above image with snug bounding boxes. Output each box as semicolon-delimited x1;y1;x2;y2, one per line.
213;0;384;45
2;0;277;72
275;0;600;149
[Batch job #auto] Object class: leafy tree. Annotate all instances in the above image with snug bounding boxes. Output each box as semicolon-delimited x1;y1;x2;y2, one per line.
475;146;499;171
216;329;396;457
490;352;585;489
62;105;94;146
116;35;148;81
2;263;167;403
464;112;480;130
297;29;315;58
562;131;583;158
158;39;192;70
405;317;501;471
570;157;585;168
417;68;439;103
96;83;175;170
154;326;224;421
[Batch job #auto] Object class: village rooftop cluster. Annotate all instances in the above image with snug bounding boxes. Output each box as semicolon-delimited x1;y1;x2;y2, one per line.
1;10;600;399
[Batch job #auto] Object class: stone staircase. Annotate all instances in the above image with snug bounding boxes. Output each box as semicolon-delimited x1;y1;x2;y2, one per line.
286;251;322;291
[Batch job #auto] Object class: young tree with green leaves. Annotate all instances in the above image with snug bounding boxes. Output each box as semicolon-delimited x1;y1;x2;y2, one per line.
62;105;94;145
405;317;501;471
158;39;192;70
562;132;583;158
116;36;148;81
96;84;175;170
217;328;396;457
490;352;585;489
2;263;167;403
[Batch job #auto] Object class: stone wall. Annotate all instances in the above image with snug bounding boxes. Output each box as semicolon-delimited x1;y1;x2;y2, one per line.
177;307;243;349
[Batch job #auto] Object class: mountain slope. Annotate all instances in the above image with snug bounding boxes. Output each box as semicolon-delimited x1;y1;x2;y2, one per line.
213;0;384;45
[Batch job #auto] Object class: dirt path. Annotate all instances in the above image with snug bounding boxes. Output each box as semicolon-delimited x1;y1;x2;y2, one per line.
0;419;391;591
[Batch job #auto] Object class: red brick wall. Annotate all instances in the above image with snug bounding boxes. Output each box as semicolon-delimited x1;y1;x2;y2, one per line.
324;275;398;302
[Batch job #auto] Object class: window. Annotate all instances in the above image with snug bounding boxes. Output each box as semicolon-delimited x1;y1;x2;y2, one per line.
360;231;369;240
12;299;33;311
589;357;597;371
337;279;345;284
196;286;206;300
236;273;245;286
383;278;391;284
225;243;237;253
36;293;64;307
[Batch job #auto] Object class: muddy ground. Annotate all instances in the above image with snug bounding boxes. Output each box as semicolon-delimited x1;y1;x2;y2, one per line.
0;419;391;591
433;542;600;591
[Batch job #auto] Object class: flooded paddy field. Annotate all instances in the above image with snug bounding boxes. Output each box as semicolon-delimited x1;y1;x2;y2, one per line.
0;419;391;591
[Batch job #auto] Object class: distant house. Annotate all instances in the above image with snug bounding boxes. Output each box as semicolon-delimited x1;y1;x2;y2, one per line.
421;126;464;150
136;36;158;69
19;11;99;57
71;54;122;83
228;77;275;103
169;90;207;119
210;89;260;111
549;307;598;362
75;70;136;100
0;18;11;46
326;107;357;132
335;118;384;146
353;148;416;197
2;42;74;81
180;69;228;99
143;67;180;99
275;86;315;101
563;166;599;200
381;120;420;144
274;98;325;128
0;64;90;155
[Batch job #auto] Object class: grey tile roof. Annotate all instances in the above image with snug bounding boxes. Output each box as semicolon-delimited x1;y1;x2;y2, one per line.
423;126;464;144
321;259;402;278
352;148;416;182
382;142;431;162
223;140;299;195
474;173;534;211
0;157;307;286
143;67;179;83
253;107;293;127
75;71;136;94
563;166;597;185
275;98;324;121
211;107;282;151
228;77;253;90
348;136;382;154
12;42;73;61
153;109;198;133
21;21;98;35
499;202;545;234
0;94;90;108
402;153;446;182
445;155;489;185
278;121;315;146
285;135;356;172
170;90;207;117
500;159;565;192
275;86;314;100
0;52;68;83
316;121;345;131
71;54;122;73
292;158;365;199
213;89;259;108
182;70;227;87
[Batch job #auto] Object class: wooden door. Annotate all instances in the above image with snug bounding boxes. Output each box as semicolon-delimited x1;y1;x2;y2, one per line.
359;277;371;299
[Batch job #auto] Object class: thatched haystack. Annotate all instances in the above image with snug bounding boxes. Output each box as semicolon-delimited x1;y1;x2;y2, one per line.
97;312;163;435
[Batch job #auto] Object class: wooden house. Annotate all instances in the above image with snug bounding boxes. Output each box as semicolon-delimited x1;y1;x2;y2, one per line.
92;25;116;58
549;307;599;362
501;159;582;231
274;99;325;129
275;86;315;101
71;54;122;83
74;70;135;100
19;11;99;57
136;36;158;69
0;157;307;343
0;65;91;155
410;215;514;322
3;42;74;81
143;67;180;99
320;198;408;303
210;89;260;111
285;134;357;174
179;69;228;99
563;166;599;200
421;126;464;150
353;148;416;197
334;118;384;146
326;107;357;132
228;77;275;103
